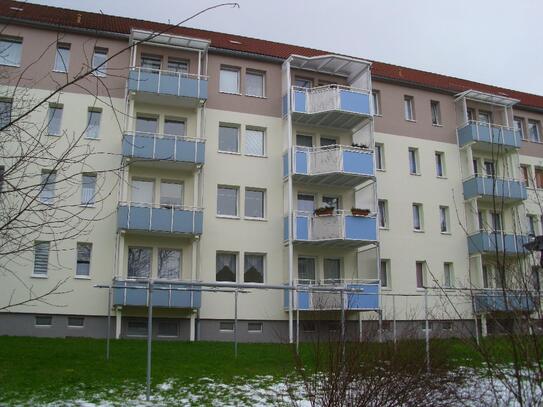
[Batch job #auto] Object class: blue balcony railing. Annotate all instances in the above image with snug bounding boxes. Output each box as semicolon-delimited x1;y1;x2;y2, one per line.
457;121;520;149
283;146;374;179
474;290;536;313
291;85;371;116
117;202;203;236
468;231;529;255
284;280;380;311
463;176;527;201
284;211;377;244
122;132;205;165
128;67;208;101
113;279;201;309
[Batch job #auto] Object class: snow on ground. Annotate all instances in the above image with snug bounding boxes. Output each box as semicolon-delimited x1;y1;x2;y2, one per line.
9;369;542;406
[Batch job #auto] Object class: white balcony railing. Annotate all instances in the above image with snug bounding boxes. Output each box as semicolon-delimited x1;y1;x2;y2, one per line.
295;145;373;175
292;84;371;114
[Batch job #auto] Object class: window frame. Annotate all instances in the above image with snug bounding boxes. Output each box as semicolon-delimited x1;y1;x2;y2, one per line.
216;251;238;282
404;95;415;121
53;42;70;73
67;316;85;328
245;69;265;98
416;261;427;289
372;90;381;116
33;241;50;277
92;47;108;77
127;246;152;279
408;147;419;175
528;120;541;142
217;185;240;218
158;248;182;280
247;322;263;333
81;173;97;206
244;187;266;220
35;315;52;327
443;262;454;288
0;36;22;67
412;203;424;232
439;205;450;233
375;143;385;170
244;126;266;157
75;242;92;277
243;252;265;284
435;151;445;177
378;199;388;229
218;124;241;154
157;320;179;338
39;170;56;205
85;108;102;139
430;100;442;126
380;259;391;288
127;319;148;337
219;321;235;332
219;66;241;94
47;104;63;136
514;116;526;140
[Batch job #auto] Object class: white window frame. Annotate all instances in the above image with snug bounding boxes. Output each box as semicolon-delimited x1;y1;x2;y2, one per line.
75;242;92;278
514;116;526;140
378;199;388;229
439;206;450;233
404;95;415;121
243;253;265;284
430;100;441;126
157;320;179;338
33;241;50;277
92;47;108;77
219;66;241;94
81;173;97;206
67;316;85;328
247;321;263;333
408;147;419;175
47;104;63;136
219;321;235;332
0;36;22;67
443;262;454;288
380;259;391;288
218;124;240;154
375;143;385;170
53;42;70;73
372;90;381;116
244;127;266;157
217;185;240;218
412;203;424;231
85;108;102;139
216;251;238;282
35;315;52;327
435;151;445;177
244;187;266;220
245;69;265;98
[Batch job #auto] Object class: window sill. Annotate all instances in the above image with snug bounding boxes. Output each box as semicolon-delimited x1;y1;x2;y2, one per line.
440;232;451;235
381;287;392;291
374;114;383;117
0;62;20;68
67;326;85;329
218;150;241;155
92;72;107;78
219;91;242;96
409;172;421;176
432;124;443;128
244;217;267;222
413;229;425;233
244;153;267;158
79;204;96;208
46;133;61;137
405;119;417;123
379;227;389;231
52;69;68;74
245;94;267;99
84;137;101;141
216;215;240;220
74;276;91;280
31;274;48;279
376;168;386;172
436;175;447;179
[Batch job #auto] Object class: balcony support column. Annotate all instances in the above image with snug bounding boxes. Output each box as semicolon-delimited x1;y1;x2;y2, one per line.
481;313;488;337
189;313;196;342
115;308;122;339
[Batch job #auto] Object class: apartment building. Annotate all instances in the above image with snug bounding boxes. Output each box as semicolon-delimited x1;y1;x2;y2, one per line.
0;0;541;342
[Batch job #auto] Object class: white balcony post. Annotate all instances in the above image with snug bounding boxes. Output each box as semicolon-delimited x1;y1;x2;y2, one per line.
157;69;161;94
115;308;122;339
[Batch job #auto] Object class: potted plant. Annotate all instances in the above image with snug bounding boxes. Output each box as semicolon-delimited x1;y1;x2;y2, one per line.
351;142;369;149
314;206;334;216
351;207;371;216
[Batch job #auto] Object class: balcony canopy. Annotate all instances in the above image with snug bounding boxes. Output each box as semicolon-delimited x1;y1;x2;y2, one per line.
288;54;371;83
455;90;519;107
130;29;210;51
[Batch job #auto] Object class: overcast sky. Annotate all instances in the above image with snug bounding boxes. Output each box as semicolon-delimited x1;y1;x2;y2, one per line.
27;0;543;95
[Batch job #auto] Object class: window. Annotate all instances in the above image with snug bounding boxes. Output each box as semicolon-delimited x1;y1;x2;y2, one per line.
375;143;385;170
0;99;11;128
135;116;158;135
54;43;70;72
167;58;188;74
408;148;419;174
33;241;50;276
141;55;161;70
323;258;341;283
296;134;313;147
421;321;433;331
298;257;316;283
521;165;531;186
514;117;526;140
491;212;502;231
217;186;239;217
380;259;390;288
302;321;316;332
478;110;492;124
478;211;485;230
439;206;450;233
244;253;264;283
158;249;181;279
467;108;475;121
248;322;263;333
130;179;154;204
297;194;314;212
535;168;543;189
158;320;178;337
245;128;265;156
0;37;22;66
323;196;340;210
39;170;56;204
92;47;108;76
127;247;152;278
245;188;265;219
216;252;237;282
442;321;453;331
164;119;185;136
160;182;183;207
435;152;445;177
76;243;92;277
443;263;454;288
482;265;491;288
484;161;495;177
416;261;426;288
35;315;52;326
47;105;63;136
245;70;265;97
430;101;441;125
528;120;540;142
372;90;381;115
378;200;388;228
219;321;234;332
67;316;84;327
404;96;415;121
412;203;423;231
527;215;537;236
85;109;101;139
531;266;541;292
294;77;312;88
320;137;336;147
127;320;147;336
473;159;479;176
219;66;240;93
0;165;4;194
218;125;239;153
81;173;97;206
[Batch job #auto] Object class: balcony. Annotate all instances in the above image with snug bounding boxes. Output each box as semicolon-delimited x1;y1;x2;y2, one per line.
468;231;529;255
473;290;536;313
283;146;374;187
457;121;520;151
289;85;371;129
463;176;527;202
113;279;201;309
284;211;377;248
122;132;205;169
283;280;380;311
117;202;203;237
127;67;208;107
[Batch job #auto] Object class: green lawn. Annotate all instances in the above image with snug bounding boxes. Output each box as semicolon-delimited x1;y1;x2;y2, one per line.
0;335;535;405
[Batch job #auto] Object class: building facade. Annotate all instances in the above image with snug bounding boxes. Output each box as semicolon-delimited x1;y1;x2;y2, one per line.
0;0;541;342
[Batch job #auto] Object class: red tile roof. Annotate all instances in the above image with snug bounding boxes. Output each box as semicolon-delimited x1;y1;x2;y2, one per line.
1;0;542;111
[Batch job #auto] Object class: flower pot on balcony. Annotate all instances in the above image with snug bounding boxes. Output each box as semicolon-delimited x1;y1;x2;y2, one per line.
314;207;334;216
351;208;370;216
